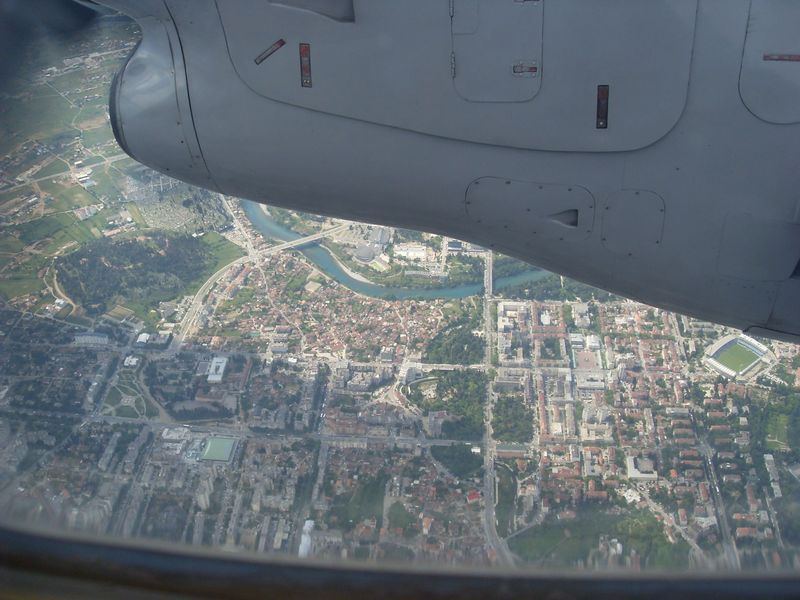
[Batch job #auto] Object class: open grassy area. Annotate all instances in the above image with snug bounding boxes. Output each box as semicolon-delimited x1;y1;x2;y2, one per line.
0;254;48;299
0;236;24;254
1;93;81;141
105;387;122;407
124;202;147;227
495;464;516;538
0;270;45;299
330;473;390;532
713;341;760;373
200;232;246;272
17;213;76;245
39;180;94;208
81;126;114;148
40;211;111;256
34;159;70;179
116;406;138;419
430;444;483;479
767;413;789;450
509;508;689;570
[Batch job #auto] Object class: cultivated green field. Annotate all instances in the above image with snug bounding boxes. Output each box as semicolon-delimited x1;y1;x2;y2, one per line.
713;342;760;373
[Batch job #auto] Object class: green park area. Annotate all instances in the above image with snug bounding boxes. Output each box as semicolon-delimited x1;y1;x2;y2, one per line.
54;231;244;321
767;413;790;450
327;473;389;532
430;444;483;479
495;464;516;537
0;254;47;300
492;395;534;443
509;508;690;570
424;299;484;365
714;342;759;374
406;370;488;441
102;370;159;419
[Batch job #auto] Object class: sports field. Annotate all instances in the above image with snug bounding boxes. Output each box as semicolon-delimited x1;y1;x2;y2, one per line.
713;342;760;374
201;437;236;462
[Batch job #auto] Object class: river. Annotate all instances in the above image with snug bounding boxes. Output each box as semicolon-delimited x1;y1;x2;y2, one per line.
242;201;549;300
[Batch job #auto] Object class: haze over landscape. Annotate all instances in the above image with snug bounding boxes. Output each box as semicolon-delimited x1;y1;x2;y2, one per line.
2;13;800;573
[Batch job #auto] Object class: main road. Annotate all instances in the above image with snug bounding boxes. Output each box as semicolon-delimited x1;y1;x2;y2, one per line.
700;441;741;570
480;251;516;566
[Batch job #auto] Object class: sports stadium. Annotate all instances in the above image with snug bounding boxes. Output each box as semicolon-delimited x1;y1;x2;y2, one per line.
704;334;771;379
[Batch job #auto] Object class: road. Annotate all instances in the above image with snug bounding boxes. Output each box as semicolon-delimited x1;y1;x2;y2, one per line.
639;487;712;568
255;224;349;257
169;220;350;353
479;251;516;566
701;442;741;570
1;153;131;194
168;256;251;352
84;411;476;449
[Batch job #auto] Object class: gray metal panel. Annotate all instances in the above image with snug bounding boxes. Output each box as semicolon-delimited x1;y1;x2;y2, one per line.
213;0;698;151
739;0;800;124
601;190;665;257
451;0;542;102
111;13;214;188
713;277;778;325
716;212;800;281
451;0;479;34
766;279;800;336
465;178;595;241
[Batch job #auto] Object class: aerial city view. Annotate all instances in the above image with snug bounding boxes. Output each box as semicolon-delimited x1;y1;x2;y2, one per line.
2;14;800;574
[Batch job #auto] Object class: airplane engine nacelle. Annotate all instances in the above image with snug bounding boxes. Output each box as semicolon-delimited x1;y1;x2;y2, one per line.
109;7;215;192
96;0;800;343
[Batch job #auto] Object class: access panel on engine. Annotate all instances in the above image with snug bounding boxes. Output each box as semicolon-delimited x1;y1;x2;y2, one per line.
451;0;543;102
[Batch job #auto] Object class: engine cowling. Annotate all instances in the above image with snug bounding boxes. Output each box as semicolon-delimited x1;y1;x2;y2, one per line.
109;6;215;192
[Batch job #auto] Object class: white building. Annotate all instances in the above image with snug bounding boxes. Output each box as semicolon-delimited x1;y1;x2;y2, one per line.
626;456;658;481
586;334;601;351
394;242;428;261
207;356;228;383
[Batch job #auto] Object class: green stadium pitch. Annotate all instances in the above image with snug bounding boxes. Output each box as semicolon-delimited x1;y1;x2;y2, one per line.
713;342;760;374
201;437;236;462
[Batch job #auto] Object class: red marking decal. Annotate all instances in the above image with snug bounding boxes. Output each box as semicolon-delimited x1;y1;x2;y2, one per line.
763;53;800;62
300;43;312;88
254;39;286;65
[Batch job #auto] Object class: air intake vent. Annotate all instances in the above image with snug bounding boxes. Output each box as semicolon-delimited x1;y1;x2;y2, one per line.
548;209;579;228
